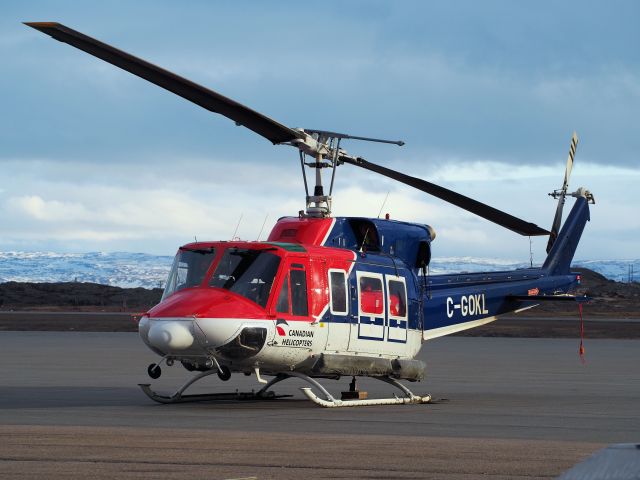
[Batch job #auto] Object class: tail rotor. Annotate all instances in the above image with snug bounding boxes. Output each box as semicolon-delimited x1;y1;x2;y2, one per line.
546;132;578;253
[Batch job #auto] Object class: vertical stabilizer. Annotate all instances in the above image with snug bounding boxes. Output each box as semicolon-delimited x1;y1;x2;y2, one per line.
542;195;590;275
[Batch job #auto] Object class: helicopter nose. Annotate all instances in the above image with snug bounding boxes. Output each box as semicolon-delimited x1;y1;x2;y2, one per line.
147;321;194;351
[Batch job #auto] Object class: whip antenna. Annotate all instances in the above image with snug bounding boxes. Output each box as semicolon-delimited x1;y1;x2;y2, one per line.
256;214;269;241
377;191;390;218
232;213;243;240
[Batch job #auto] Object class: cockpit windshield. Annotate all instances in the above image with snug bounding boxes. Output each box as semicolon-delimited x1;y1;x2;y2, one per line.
162;248;216;300
209;248;281;308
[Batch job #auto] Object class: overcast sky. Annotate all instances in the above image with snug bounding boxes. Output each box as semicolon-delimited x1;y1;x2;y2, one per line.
1;1;638;262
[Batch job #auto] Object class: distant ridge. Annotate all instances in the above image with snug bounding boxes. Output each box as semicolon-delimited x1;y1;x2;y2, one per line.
0;252;172;289
0;251;638;288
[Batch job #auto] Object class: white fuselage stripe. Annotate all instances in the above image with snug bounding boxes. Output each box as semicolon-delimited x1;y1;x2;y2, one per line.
320;218;337;246
422;316;498;340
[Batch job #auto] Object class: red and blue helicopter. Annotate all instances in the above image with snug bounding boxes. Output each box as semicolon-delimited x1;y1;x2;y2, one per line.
27;22;594;407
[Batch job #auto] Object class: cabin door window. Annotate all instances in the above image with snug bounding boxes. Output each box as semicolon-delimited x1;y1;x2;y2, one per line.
386;276;408;343
356;272;385;341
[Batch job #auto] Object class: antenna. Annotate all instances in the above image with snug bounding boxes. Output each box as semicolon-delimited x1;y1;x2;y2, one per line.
359;228;370;253
231;213;243;240
256;214;269;241
377;191;390;218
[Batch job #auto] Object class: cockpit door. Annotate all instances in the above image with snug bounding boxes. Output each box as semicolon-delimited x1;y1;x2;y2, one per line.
272;257;310;321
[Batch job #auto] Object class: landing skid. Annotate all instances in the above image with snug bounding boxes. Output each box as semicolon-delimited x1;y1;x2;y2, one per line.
300;375;432;407
139;370;431;408
138;370;290;404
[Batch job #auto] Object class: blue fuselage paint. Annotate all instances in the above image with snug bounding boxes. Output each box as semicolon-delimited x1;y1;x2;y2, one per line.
320;197;589;335
321;251;577;333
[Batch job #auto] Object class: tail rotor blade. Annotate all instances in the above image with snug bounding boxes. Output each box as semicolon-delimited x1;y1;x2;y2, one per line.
546;132;578;253
340;155;549;237
563;132;577;191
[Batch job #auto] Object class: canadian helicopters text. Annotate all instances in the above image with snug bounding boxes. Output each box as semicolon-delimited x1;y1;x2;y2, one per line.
27;22;594;407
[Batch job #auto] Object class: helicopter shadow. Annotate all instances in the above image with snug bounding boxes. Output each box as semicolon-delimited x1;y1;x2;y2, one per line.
0;385;315;410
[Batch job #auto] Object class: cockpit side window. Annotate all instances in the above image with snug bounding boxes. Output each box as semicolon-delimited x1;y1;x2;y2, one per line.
209;249;281;308
276;276;290;313
275;267;309;317
290;269;308;316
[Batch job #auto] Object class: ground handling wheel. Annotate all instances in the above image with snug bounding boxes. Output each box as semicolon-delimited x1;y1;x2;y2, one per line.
147;363;162;379
217;365;231;381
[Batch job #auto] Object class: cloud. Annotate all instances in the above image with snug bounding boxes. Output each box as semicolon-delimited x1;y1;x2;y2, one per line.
533;66;640;102
0;155;308;253
7;195;91;222
6;3;640;168
1;1;638;260
1;151;638;259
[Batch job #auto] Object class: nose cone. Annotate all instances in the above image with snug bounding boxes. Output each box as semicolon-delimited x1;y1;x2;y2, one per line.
148;321;194;350
148;287;267;319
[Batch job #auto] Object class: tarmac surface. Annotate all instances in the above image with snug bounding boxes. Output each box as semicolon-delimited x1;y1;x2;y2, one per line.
1;332;639;479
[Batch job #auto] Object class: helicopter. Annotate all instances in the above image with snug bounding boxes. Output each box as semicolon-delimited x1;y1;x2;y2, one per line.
26;22;594;407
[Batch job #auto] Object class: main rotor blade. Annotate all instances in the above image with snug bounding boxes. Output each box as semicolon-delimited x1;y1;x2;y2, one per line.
546;132;578;253
25;22;303;145
340;155;550;237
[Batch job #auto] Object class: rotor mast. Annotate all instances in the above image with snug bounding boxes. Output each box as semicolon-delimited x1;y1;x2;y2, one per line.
292;129;404;217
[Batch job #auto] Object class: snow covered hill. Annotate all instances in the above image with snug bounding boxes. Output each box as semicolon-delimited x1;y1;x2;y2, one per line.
0;251;637;289
0;252;173;289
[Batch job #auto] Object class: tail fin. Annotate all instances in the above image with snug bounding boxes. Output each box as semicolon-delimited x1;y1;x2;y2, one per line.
542;195;591;275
